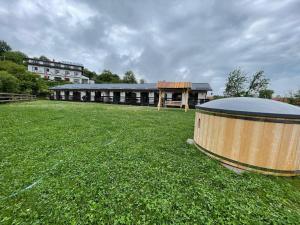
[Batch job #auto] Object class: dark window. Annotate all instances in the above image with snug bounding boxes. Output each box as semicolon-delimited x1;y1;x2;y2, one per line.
172;93;182;101
82;79;88;84
54;77;62;81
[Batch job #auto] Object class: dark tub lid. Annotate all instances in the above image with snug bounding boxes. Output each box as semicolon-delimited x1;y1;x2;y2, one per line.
196;97;300;119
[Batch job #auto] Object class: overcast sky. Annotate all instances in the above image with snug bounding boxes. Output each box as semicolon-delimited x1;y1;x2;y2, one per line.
0;0;300;95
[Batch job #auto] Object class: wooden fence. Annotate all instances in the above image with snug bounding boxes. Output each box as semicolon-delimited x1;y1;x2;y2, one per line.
0;93;36;103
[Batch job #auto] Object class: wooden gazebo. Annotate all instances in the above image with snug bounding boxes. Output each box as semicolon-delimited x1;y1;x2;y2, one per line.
157;81;192;112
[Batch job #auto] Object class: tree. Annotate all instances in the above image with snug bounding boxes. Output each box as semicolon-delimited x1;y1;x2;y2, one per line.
295;89;300;98
224;68;247;97
224;68;269;97
259;89;274;99
287;89;300;106
2;51;28;65
0;60;50;95
0;71;19;93
0;60;26;76
139;79;145;84
95;70;121;83
246;70;269;97
39;55;50;61
0;40;11;55
83;68;97;80
123;70;137;83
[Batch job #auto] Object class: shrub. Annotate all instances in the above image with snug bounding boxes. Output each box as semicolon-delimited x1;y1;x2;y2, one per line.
0;71;19;93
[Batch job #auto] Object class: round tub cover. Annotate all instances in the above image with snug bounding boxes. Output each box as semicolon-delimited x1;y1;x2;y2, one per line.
196;97;300;119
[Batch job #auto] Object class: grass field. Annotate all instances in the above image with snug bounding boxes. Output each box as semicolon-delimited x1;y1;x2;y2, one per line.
0;100;300;224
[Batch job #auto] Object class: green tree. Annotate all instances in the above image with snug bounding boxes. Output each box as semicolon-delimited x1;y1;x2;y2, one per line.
83;68;97;80
0;71;19;93
287;89;300;106
246;70;269;97
2;51;28;65
0;60;27;76
0;60;50;95
17;71;41;94
96;70;121;83
295;89;300;98
0;40;11;55
259;89;274;99
123;70;137;83
224;68;270;97
224;68;247;97
39;55;50;61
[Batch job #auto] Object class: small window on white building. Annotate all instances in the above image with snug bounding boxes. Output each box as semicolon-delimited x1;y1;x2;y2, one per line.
55;69;60;74
82;79;88;84
54;77;62;81
34;67;38;71
73;79;80;84
45;68;50;72
65;70;70;75
74;71;78;76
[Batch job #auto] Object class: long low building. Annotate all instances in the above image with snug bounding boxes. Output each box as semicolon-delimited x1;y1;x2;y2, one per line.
49;83;212;107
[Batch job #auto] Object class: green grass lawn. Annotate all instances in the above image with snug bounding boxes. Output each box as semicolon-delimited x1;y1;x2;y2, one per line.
0;100;299;224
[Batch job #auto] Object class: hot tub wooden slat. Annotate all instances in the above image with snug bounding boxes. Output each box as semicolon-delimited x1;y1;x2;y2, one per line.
194;111;300;176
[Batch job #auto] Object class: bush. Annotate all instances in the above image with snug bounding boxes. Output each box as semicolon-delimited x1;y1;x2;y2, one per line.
0;61;51;95
0;60;27;76
0;71;19;93
2;51;28;65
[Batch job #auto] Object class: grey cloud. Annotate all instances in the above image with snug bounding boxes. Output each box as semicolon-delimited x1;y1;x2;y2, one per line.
0;0;299;95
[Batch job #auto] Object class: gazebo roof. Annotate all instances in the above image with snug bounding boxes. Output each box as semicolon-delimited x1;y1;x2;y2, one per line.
157;81;192;89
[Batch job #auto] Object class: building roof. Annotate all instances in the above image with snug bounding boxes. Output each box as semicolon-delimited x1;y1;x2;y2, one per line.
49;83;212;91
196;97;300;119
25;58;84;69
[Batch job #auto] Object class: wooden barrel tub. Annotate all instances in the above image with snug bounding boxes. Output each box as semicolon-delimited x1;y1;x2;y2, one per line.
194;97;300;176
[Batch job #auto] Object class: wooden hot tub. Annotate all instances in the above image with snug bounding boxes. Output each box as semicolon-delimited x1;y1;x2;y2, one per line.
194;97;300;176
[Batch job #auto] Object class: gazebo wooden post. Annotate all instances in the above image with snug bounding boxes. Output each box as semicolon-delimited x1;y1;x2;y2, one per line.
185;89;189;112
157;90;162;111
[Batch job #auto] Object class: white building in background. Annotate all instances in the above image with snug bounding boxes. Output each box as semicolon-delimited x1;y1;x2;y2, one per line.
25;58;90;84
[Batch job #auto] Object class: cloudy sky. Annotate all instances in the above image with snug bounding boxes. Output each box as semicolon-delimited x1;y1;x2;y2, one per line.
0;0;300;95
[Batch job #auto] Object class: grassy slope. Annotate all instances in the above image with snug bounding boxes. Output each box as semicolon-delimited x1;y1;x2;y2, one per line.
0;100;299;224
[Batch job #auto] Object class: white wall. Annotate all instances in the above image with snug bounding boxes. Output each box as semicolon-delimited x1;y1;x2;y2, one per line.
198;92;207;99
136;92;141;103
120;92;126;102
149;92;154;104
91;91;95;101
166;92;172;99
27;63;86;83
